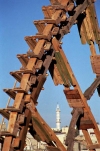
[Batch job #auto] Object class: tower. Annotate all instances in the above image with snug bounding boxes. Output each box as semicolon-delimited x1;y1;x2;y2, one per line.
56;104;61;131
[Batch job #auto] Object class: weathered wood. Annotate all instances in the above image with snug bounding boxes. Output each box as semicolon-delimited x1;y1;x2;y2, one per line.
25;58;37;74
88;144;100;150
0;109;9;119
2;137;12;151
3;89;16;100
26;101;67;151
65;108;83;151
47;146;61;151
64;89;84;107
20;74;30;92
33;39;45;59
31;75;46;104
84;76;100;100
49;59;64;85
34;20;45;34
10;71;22;83
59;0;92;36
42;6;55;19
15;109;31;151
17;54;29;68
42;24;54;41
24;36;37;51
35;60;43;70
82;129;95;151
91;55;100;74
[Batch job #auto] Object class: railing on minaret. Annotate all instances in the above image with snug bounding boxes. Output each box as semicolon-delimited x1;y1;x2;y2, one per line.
56;104;61;131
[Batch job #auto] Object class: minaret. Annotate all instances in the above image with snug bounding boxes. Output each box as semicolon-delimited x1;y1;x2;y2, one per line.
56;104;61;131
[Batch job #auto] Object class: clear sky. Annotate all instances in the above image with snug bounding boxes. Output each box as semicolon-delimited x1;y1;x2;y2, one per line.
0;0;100;128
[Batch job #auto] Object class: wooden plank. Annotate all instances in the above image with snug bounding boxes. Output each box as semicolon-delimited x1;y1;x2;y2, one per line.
55;52;71;86
84;76;100;100
20;74;30;92
2;136;12;151
35;60;43;70
49;59;64;85
25;58;37;74
77;14;87;44
43;50;55;75
34;20;45;34
51;10;62;24
26;101;67;151
24;36;37;51
47;146;61;151
88;4;100;45
59;0;91;36
17;54;29;68
31;75;46;104
79;123;95;130
65;108;83;151
0;109;9;119
44;41;51;50
31;116;52;143
50;0;60;5
43;24;53;41
64;89;81;99
7;112;18;135
82;129;94;150
42;6;51;19
90;55;100;74
3;88;16;100
42;6;55;19
88;144;100;150
10;71;22;82
15;109;31;151
33;39;45;59
24;94;31;103
52;37;75;86
13;93;24;111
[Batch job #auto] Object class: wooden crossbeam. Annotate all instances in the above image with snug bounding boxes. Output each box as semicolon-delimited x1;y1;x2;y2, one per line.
26;101;66;151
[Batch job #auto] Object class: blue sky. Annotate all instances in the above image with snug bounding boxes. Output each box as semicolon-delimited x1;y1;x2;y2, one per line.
0;0;100;128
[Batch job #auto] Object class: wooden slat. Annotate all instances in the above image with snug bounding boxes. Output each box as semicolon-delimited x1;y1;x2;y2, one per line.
3;89;16;100
52;37;75;86
17;54;29;68
49;59;64;85
88;144;100;150
10;71;22;82
31;75;46;104
42;24;53;41
14;109;31;150
2;137;12;151
35;60;43;70
0;109;9;119
7;112;18;135
34;20;45;34
90;55;100;74
84;76;100;100
13;93;24;111
33;39;45;59
64;89;81;99
50;0;60;5
26;101;67;151
25;58;37;74
47;146;60;151
20;74;30;92
24;36;37;51
42;6;55;19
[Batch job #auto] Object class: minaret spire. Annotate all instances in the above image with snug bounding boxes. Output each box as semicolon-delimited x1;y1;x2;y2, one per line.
56;103;61;131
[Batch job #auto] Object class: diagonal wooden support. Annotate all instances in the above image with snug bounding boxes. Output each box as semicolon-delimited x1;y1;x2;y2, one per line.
26;101;67;151
65;108;83;151
84;76;100;100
